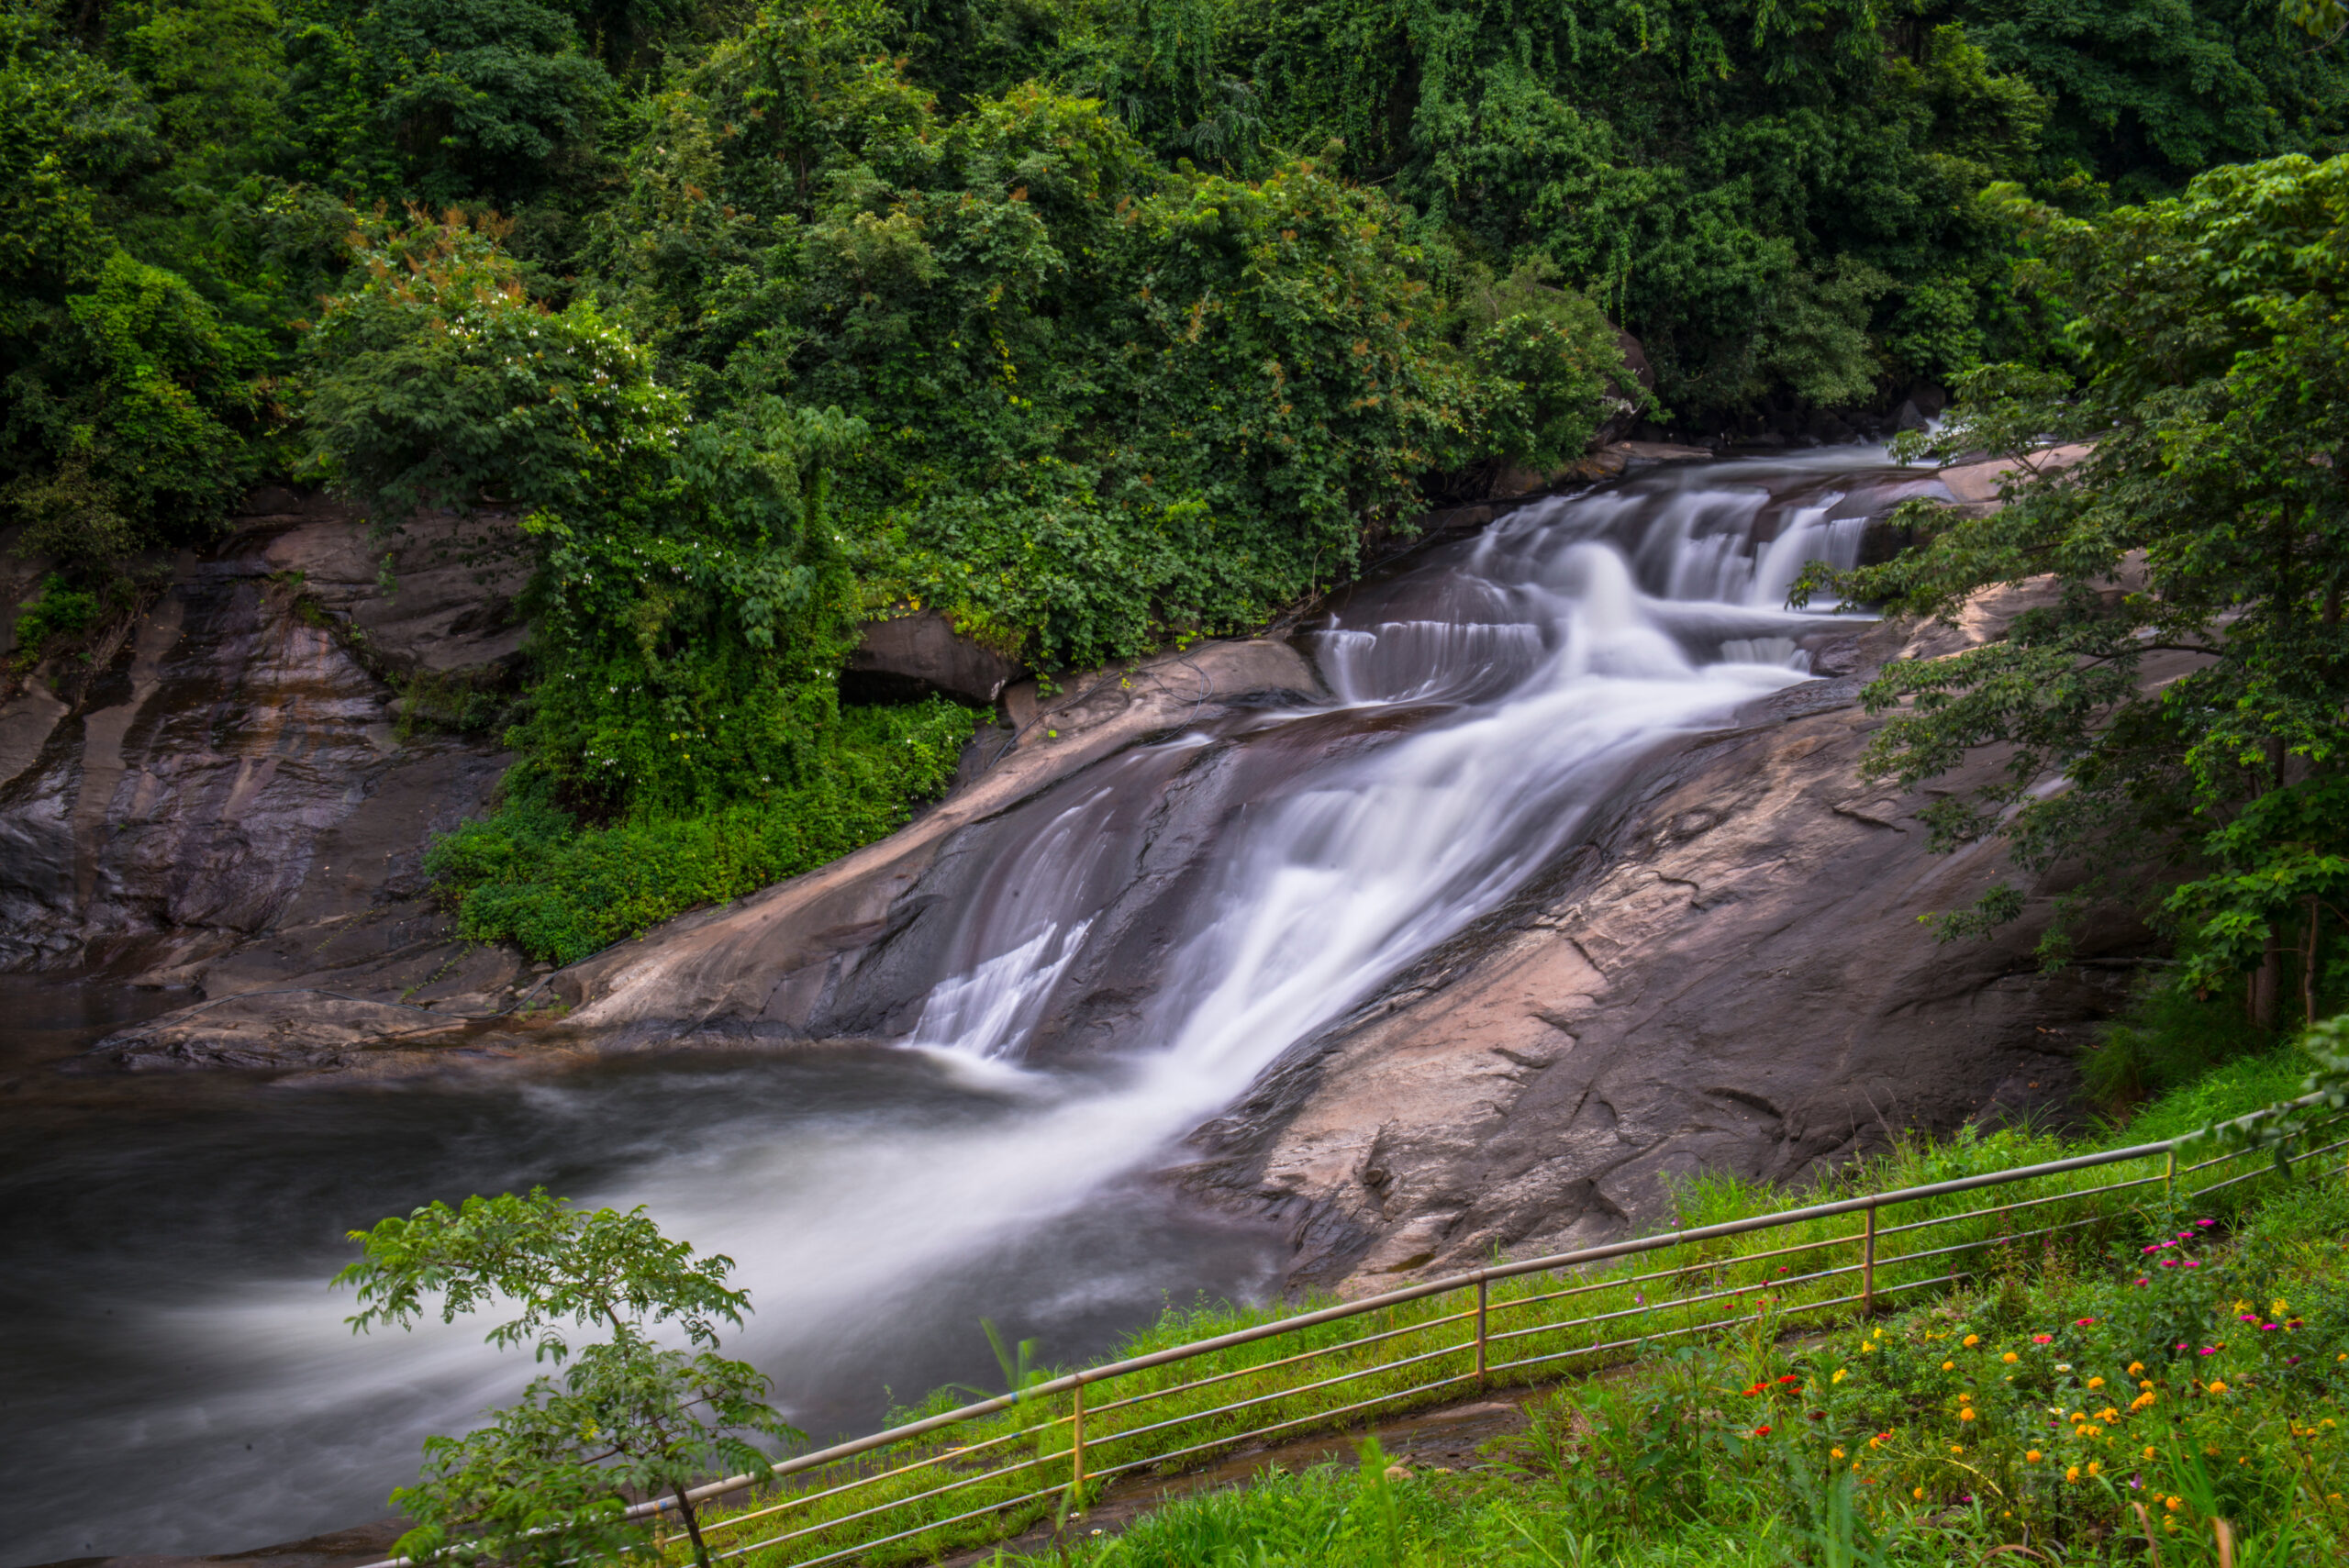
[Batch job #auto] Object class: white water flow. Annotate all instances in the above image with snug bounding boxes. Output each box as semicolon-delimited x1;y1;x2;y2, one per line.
1;452;1895;1562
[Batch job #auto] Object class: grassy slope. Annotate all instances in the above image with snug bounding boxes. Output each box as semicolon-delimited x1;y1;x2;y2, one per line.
679;1045;2341;1565
981;1049;2349;1566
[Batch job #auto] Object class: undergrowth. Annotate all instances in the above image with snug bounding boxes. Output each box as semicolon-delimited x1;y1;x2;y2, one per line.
425;697;977;964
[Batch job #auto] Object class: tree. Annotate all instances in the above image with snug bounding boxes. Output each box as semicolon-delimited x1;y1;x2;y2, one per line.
1802;154;2349;1025
336;1187;798;1568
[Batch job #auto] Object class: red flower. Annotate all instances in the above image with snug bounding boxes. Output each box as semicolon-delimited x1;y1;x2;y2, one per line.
2032;1335;2054;1344
1753;1425;1773;1437
2074;1318;2095;1327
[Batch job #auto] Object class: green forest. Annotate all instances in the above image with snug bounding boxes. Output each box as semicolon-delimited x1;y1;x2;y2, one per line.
6;0;2349;958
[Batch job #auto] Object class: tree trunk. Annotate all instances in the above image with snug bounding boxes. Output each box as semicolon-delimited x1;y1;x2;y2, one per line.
2309;895;2323;1028
674;1491;714;1568
2254;928;2282;1032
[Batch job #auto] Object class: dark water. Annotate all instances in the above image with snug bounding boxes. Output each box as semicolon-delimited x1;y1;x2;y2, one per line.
0;1002;1279;1562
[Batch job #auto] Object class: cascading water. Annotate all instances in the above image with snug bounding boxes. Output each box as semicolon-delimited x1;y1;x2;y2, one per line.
0;450;1907;1563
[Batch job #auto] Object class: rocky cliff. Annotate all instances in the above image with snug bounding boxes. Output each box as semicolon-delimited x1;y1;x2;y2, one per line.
0;494;529;1012
25;459;2154;1296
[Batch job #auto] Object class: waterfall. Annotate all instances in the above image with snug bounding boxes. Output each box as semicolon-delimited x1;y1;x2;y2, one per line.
0;450;1889;1562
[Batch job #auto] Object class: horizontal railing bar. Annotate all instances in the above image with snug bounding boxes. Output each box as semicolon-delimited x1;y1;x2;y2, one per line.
1080;1340;1473;1455
1486;1272;1971;1386
1486;1256;1864;1351
2188;1139;2349;1197
1490;1227;1862;1318
720;1476;1071;1567
1085;1306;1479;1418
1871;1209;2114;1276
700;1413;1071;1540
1489;1285;1865;1377
1084;1373;1480;1485
1873;1171;2165;1240
706;1432;1072;1553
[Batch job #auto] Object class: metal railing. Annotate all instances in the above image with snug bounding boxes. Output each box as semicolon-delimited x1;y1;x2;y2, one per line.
362;1103;2346;1568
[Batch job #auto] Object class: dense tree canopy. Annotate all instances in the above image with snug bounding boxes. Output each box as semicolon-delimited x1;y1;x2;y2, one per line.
7;0;2348;955
1811;152;2349;1027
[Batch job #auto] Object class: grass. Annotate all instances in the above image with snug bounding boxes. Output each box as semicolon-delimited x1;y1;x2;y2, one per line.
986;1169;2349;1567
657;1041;2343;1567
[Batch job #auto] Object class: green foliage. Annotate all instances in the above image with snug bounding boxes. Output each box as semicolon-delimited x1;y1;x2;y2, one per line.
8;570;96;657
1806;154;2349;984
284;0;618;208
5;248;266;562
337;1189;797;1568
301;209;680;524
298;208;984;958
427;695;974;962
14;0;2349;955
2087;980;2279;1104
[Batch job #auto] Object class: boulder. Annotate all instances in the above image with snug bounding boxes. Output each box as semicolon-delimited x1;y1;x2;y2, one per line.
847;608;1025;706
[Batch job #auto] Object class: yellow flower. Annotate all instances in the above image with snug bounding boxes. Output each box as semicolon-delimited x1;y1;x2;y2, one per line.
2071;1410;2087;1422
2100;1407;2121;1423
1951;1444;1965;1456
2131;1394;2157;1412
1831;1447;1846;1459
2128;1362;2145;1375
2088;1462;2102;1476
2002;1351;2021;1364
1942;1361;1956;1372
2206;1381;2229;1396
2143;1446;2158;1461
2066;1466;2082;1484
2205;1444;2223;1458
1959;1408;1976;1421
2165;1496;2182;1513
1868;1436;1885;1451
1913;1486;1926;1500
2139;1380;2155;1392
2087;1376;2105;1389
1861;1340;1875;1353
2272;1298;2288;1316
1965;1334;1980;1347
2027;1450;2043;1463
1832;1368;1848;1385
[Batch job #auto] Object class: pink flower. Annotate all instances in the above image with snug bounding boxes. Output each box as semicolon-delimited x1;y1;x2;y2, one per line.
2199;1347;2218;1356
2033;1335;2054;1344
2184;1261;2201;1269
2075;1318;2096;1327
2195;1219;2215;1228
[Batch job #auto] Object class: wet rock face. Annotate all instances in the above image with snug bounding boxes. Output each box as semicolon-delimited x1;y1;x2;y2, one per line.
0;497;522;1009
1175;632;2167;1295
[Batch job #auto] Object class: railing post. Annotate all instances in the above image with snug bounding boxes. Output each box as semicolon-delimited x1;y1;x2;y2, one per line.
2165;1148;2177;1205
1475;1274;1489;1390
1071;1375;1086;1512
1860;1201;1877;1318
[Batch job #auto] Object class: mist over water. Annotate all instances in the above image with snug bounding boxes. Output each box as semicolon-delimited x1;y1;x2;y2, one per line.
0;450;1896;1563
